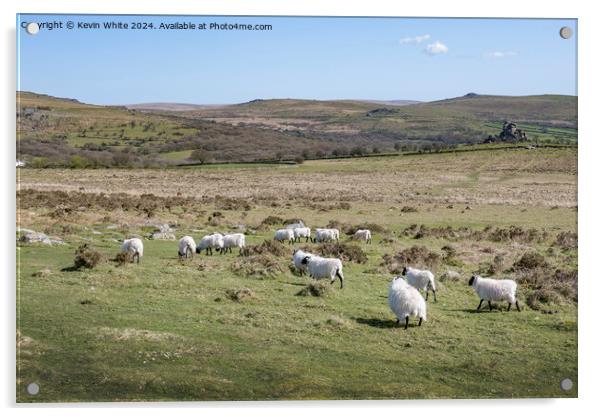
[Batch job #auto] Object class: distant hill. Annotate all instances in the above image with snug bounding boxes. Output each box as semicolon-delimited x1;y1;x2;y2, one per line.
126;103;227;112
16;91;577;167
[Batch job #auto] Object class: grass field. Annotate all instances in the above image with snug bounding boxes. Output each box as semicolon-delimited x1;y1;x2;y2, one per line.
16;147;577;402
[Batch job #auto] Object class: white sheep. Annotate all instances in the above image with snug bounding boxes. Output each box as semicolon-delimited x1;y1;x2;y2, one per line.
292;249;314;275
178;236;196;259
293;227;312;243
388;276;427;329
195;233;224;255
274;228;295;244
286;221;305;229
353;229;372;244
402;266;437;302
220;233;246;254
121;238;144;264
469;274;521;312
315;228;337;243
301;255;345;289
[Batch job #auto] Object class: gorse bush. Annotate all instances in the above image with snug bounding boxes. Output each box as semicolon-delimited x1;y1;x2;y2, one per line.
73;244;102;270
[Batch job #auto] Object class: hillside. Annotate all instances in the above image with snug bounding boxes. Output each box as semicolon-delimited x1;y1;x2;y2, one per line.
17;91;577;167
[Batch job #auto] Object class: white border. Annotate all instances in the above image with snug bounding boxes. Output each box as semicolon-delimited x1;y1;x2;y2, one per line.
2;1;601;415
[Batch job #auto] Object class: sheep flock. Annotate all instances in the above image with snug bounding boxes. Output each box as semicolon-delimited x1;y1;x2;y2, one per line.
117;220;522;331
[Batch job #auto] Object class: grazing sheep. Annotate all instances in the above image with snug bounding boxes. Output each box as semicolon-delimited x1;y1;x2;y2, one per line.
293;227;312;243
121;238;144;264
301;255;344;289
178;236;196;259
220;233;246;255
388;276;427;329
274;228;295;244
292;249;314;275
315;228;337;243
195;233;224;256
402;266;437;302
468;274;521;312
353;229;372;244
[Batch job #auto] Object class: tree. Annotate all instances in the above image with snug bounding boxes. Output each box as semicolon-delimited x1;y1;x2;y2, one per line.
190;148;212;164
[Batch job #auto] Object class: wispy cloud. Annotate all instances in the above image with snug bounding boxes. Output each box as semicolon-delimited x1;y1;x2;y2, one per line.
399;34;430;44
424;41;449;55
484;51;518;59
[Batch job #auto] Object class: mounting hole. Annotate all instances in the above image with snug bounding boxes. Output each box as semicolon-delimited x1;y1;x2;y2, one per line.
559;26;573;40
560;378;573;391
25;22;40;35
26;382;39;395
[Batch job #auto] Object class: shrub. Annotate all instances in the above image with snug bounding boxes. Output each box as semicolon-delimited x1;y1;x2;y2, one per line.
73;244;102;270
513;251;548;271
114;251;133;267
488;254;505;274
260;215;284;226
308;242;368;264
554;231;577;250
231;254;284;278
382;245;441;274
400;206;419;213
240;239;290;257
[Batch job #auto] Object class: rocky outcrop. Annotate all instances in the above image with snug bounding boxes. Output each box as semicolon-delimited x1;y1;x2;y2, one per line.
484;121;528;143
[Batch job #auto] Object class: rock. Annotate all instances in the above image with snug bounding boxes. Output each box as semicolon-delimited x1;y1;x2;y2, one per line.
19;231;63;245
440;270;461;282
150;232;176;240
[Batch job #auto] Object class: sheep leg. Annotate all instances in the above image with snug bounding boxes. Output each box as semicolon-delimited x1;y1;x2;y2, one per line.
488;300;493;311
507;302;511;312
134;253;140;264
515;301;521;312
476;299;484;311
396;318;400;325
425;290;429;301
418;318;423;327
404;317;409;330
336;269;344;289
432;289;437;302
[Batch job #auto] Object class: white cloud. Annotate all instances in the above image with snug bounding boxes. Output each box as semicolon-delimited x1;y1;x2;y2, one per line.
484;51;518;59
399;34;430;44
424;41;449;55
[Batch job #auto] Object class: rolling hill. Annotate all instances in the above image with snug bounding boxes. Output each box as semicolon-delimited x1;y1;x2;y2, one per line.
17;91;577;167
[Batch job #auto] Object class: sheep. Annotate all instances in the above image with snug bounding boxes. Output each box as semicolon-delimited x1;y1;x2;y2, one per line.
468;274;521;312
353;229;372;244
301;255;344;289
292;249;314;275
315;228;337;243
402;266;437;302
178;236;196;259
293;227;312;243
195;233;224;255
274;228;295;244
285;221;305;229
220;233;246;255
121;238;144;264
388;276;427;329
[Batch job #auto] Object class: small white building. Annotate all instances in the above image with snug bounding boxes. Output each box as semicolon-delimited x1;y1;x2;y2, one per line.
16;160;25;167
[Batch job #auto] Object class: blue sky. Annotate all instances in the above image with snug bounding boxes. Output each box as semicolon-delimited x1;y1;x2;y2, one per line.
17;14;577;104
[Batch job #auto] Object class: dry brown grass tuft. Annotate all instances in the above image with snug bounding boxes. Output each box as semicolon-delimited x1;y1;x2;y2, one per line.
231;254;284;278
225;288;256;302
240;239;290;257
305;242;368;264
297;280;332;297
